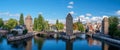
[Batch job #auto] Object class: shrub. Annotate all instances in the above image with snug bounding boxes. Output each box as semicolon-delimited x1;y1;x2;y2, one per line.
11;31;18;36
114;30;120;37
23;29;28;35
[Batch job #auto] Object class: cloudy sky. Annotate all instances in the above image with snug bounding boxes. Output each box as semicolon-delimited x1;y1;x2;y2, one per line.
0;0;120;24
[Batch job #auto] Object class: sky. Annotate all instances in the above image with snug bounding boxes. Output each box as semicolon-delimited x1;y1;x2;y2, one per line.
0;0;120;24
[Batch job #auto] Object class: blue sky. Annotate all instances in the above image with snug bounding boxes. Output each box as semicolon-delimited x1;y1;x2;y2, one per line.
0;0;120;24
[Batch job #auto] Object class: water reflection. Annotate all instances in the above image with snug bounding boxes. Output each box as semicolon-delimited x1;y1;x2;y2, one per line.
102;43;120;50
25;39;32;50
0;35;120;50
7;37;32;50
66;40;73;50
87;37;101;46
0;37;3;44
34;36;44;50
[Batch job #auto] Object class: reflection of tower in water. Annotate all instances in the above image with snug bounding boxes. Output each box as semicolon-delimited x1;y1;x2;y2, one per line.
102;43;120;50
66;40;73;50
25;39;32;50
102;43;109;50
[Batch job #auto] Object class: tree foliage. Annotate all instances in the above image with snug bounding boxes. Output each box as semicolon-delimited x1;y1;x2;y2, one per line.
37;14;44;31
33;14;49;31
109;16;120;37
33;18;37;31
6;18;18;29
19;13;24;25
73;22;85;32
55;20;64;31
73;22;78;30
44;21;49;31
78;23;84;32
0;18;4;27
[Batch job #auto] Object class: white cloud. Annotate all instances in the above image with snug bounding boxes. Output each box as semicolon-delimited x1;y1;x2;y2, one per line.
46;19;65;24
67;1;74;9
74;15;87;23
67;5;73;9
59;19;66;24
47;15;104;24
0;12;19;17
38;12;43;14
102;15;109;18
0;12;9;15
46;19;56;24
116;10;120;15
69;11;74;15
9;14;19;17
79;15;85;18
86;13;92;17
74;15;103;24
69;1;74;5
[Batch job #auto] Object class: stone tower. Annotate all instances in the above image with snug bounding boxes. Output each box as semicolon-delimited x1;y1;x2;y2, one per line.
25;15;33;32
66;13;73;35
102;17;109;34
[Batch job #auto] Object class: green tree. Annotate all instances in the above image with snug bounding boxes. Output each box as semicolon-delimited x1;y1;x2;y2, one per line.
33;14;50;32
55;20;64;31
33;18;38;31
73;22;78;30
58;23;64;30
56;19;59;24
44;21;49;31
109;16;120;37
19;13;24;25
0;18;4;27
78;23;84;32
73;22;85;32
37;14;44;31
6;18;18;29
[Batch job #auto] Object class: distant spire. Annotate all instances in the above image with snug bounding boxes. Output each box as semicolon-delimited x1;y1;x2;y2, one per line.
78;17;80;23
78;17;82;23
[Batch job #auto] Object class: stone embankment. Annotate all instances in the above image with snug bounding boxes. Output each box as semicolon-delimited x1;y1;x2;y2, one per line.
93;34;120;45
7;33;34;41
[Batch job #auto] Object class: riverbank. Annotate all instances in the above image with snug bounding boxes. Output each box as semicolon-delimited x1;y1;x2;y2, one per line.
7;33;34;41
93;33;120;45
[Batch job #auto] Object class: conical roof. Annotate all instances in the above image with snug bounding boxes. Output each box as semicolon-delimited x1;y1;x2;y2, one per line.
66;13;73;19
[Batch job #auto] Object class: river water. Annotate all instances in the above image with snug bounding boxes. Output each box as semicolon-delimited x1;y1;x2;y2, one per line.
0;34;120;50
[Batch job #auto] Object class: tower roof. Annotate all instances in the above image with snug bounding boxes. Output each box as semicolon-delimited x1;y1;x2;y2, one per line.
66;13;73;19
26;14;32;20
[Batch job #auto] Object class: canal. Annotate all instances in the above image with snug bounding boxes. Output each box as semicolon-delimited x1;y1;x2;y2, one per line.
0;34;120;50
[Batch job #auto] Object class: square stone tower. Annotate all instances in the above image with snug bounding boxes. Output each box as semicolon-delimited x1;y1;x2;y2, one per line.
102;17;109;34
25;15;33;32
66;13;73;35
